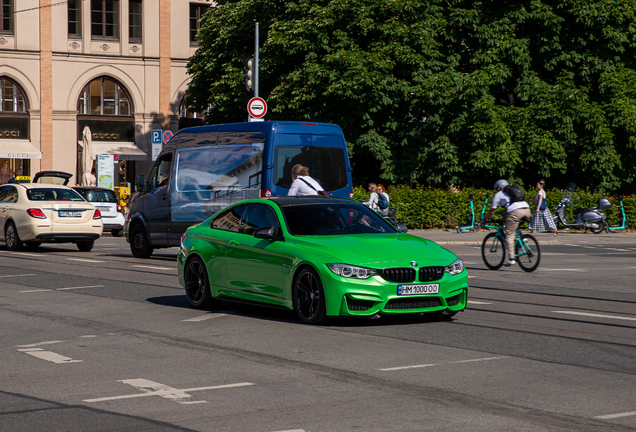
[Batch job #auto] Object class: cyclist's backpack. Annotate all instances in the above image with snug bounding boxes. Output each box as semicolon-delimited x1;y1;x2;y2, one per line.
503;185;525;203
377;193;389;210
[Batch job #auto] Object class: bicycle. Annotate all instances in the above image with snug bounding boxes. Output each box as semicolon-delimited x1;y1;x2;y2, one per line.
481;218;541;272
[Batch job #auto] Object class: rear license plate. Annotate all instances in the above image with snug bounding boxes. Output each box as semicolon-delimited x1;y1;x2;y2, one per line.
397;284;439;296
59;211;82;217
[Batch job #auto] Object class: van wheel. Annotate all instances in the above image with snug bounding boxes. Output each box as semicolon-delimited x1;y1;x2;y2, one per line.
130;224;154;258
5;222;23;251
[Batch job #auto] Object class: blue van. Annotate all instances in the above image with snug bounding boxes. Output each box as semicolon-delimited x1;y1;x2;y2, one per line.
124;121;353;257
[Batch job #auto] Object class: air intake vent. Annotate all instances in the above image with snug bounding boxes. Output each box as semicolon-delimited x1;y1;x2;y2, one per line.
385;298;442;310
346;298;376;312
419;266;445;282
446;294;461;306
379;268;416;283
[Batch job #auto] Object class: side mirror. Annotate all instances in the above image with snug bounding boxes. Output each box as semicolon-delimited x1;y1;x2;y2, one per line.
136;175;145;192
395;223;408;233
254;226;281;240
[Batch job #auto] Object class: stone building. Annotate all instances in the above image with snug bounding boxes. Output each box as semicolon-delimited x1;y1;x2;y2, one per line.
0;0;208;186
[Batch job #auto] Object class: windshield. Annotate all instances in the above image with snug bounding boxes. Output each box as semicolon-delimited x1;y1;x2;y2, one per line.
27;188;85;201
282;202;396;236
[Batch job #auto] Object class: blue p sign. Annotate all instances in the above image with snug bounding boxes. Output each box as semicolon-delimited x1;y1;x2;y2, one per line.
151;130;162;144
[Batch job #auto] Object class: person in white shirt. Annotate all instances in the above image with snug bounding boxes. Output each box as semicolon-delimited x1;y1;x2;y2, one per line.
362;183;380;212
484;179;531;266
287;164;324;196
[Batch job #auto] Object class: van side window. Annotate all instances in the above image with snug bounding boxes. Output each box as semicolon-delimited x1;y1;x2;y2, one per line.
273;146;347;191
211;205;245;232
148;154;173;190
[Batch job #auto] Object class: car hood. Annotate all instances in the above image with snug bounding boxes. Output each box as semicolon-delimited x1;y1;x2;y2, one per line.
290;233;458;268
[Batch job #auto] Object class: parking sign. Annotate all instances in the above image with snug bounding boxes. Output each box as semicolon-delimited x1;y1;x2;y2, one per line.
151;129;162;161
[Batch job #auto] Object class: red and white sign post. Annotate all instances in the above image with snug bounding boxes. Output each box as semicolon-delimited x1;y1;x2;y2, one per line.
247;97;267;121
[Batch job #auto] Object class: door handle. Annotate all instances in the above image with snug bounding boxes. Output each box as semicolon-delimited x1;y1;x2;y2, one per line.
230;240;239;247
162;194;168;200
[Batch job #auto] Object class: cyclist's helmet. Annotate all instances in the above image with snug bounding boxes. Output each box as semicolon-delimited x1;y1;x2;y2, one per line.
494;179;509;190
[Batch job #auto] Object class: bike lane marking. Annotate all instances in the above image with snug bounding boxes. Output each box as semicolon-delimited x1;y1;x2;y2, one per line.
552;311;636;322
83;379;254;404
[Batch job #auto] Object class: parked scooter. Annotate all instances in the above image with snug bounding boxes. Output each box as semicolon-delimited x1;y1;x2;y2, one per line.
606;196;629;233
553;183;610;234
476;193;498;231
457;194;477;233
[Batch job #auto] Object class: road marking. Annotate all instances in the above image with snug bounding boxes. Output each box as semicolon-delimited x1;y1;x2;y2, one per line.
16;340;64;348
606;248;631;252
380;356;508;371
581;246;596;249
552;311;636;322
538;268;586;272
17;348;82;364
595;411;636;419
468;300;492;305
271;430;308;432
83;379;254;404
9;252;40;257
0;274;36;278
467;275;477;279
66;258;104;263
80;335;98;338
131;265;175;271
183;313;228;322
56;285;105;291
20;289;52;293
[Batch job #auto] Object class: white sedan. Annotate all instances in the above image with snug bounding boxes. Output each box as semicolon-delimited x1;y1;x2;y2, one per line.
0;183;103;251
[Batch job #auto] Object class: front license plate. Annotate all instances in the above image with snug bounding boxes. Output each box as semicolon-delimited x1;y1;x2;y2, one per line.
59;211;82;217
397;284;439;296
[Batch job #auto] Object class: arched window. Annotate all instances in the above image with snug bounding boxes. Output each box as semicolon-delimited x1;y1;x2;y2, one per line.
0;78;27;113
77;77;132;116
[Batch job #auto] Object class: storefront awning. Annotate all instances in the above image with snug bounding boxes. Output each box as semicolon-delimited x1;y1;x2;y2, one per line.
81;141;148;161
0;140;42;159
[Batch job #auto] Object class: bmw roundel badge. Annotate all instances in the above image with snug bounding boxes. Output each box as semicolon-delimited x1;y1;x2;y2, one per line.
411;261;417;267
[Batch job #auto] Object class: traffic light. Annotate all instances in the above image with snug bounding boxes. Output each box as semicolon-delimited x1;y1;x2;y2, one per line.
243;56;254;92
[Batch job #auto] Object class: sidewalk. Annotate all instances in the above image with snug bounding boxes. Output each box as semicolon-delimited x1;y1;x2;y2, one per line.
408;229;636;246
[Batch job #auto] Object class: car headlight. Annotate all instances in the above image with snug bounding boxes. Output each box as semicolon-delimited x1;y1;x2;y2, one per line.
328;264;377;279
445;258;464;275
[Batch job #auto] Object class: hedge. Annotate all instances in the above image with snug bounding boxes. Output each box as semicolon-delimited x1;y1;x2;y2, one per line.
353;185;635;231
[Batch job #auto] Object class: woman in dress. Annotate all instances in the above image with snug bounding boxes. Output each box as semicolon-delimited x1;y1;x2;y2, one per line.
529;180;558;236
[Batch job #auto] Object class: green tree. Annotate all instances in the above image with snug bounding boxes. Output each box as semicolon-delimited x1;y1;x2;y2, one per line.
187;0;636;192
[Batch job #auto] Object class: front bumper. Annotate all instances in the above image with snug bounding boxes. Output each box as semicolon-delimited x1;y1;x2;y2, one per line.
320;268;469;317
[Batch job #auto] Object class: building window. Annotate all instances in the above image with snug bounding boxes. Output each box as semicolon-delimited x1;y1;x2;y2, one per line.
0;78;27;113
1;0;13;33
91;0;118;39
77;77;131;116
68;0;81;37
129;0;141;42
189;3;209;44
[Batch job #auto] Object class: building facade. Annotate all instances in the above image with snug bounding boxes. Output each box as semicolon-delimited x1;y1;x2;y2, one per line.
0;0;209;186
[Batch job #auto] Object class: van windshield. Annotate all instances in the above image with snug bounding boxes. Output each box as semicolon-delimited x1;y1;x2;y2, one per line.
273;146;347;191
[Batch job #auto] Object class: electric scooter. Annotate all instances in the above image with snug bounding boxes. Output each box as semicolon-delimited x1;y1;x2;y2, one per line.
476;193;498;231
553;182;609;234
607;196;629;233
457;194;477;233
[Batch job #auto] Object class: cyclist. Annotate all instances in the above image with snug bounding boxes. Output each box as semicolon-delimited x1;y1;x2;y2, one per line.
483;179;531;266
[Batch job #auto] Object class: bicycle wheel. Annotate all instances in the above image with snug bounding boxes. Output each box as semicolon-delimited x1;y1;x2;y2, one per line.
516;234;541;272
481;232;505;270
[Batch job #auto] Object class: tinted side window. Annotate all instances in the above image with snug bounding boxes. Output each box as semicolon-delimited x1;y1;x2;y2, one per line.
148;154;173;190
273;146;347;191
238;204;279;235
211;205;245;233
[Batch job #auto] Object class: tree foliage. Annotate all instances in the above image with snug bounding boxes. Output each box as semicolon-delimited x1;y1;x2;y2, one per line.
187;0;636;192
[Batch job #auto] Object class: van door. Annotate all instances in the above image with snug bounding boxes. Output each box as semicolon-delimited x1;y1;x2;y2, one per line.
143;153;173;245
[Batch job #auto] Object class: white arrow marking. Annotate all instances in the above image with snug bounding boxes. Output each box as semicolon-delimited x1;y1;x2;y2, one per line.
83;379;254;404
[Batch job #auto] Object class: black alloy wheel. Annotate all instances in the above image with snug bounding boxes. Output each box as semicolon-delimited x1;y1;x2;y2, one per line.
293;267;327;325
515;234;541;272
77;240;95;252
184;256;215;308
481;232;505;270
130;224;154;258
5;222;22;251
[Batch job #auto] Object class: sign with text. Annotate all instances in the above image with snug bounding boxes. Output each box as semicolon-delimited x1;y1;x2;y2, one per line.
97;154;114;189
152;129;162;161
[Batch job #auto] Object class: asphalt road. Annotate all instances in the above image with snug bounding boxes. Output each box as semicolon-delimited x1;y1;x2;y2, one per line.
1;230;635;432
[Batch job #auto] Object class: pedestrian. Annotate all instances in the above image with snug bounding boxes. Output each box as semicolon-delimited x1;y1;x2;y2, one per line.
287;164;324;196
376;184;390;215
529;179;558;236
362;183;380;212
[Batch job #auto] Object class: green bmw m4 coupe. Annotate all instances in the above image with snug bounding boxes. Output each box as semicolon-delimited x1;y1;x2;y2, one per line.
177;196;468;324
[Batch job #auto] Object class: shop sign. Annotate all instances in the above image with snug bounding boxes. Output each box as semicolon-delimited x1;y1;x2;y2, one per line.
77;119;135;142
0;117;29;139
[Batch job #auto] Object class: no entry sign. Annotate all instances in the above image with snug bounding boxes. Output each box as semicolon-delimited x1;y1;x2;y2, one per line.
247;97;267;118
